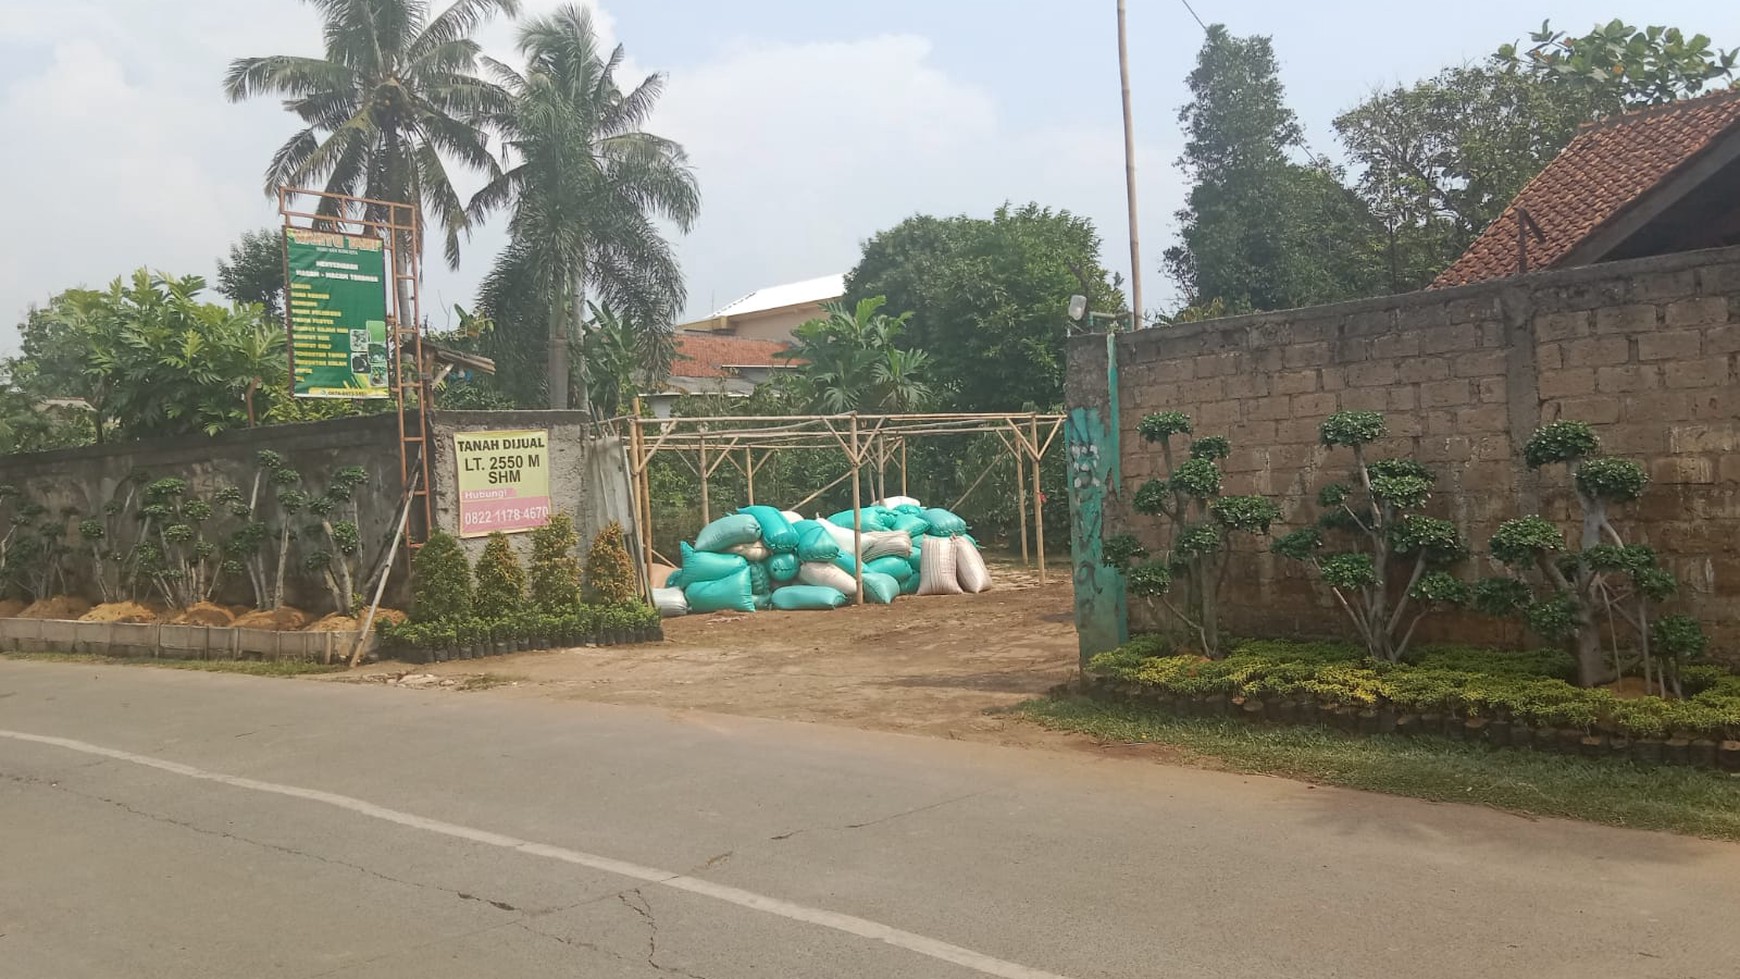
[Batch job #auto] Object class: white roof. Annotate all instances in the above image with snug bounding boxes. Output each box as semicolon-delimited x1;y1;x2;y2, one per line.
709;273;845;319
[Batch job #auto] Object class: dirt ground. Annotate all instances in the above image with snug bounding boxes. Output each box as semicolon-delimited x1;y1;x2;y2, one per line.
341;561;1082;743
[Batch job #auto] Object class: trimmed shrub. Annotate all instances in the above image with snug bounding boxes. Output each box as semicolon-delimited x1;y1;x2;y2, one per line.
472;532;526;620
411;532;471;623
528;512;583;613
583;522;638;606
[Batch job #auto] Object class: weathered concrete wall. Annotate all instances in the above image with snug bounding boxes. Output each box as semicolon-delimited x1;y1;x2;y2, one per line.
1067;243;1740;649
0;414;406;609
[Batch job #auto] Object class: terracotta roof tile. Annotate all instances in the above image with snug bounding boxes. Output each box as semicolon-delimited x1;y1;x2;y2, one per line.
670;333;794;379
1431;89;1740;289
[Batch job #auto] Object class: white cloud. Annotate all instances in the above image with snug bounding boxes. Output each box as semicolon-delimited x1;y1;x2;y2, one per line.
0;1;1174;355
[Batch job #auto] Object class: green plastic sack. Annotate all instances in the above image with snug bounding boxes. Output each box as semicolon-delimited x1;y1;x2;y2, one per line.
890;513;930;537
695;513;762;553
892;503;925;516
922;507;967;536
753;593;773;610
679;541;749;584
738;506;798;553
794;520;841;563
832;550;864;576
861;571;900;605
768;552;800;583
748;561;772;596
771;585;848;611
899;572;920;595
685;566;756;613
866;555;914;581
827;507;894;532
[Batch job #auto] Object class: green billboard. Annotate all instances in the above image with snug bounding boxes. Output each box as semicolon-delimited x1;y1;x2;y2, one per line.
284;227;392;399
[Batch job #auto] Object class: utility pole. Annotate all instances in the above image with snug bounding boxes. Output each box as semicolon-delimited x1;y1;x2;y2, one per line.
1116;0;1143;328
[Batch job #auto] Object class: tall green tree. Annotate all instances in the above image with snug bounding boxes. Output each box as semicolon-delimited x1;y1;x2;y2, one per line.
580;301;676;417
223;0;519;269
1164;25;1384;311
216;228;288;319
782;297;936;413
1502;19;1737;115
845;203;1122;412
468;5;699;411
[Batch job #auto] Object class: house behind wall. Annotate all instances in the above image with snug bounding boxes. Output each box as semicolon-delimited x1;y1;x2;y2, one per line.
1067;244;1740;651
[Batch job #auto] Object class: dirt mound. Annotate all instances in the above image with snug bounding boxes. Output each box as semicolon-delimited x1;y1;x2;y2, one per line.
0;598;27;618
18;596;93;620
233;606;312;630
368;608;408;627
79;601;164;624
169;601;237;627
304;613;362;632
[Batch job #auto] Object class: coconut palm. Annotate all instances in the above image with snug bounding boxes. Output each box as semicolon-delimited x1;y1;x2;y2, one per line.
468;4;700;410
223;0;520;270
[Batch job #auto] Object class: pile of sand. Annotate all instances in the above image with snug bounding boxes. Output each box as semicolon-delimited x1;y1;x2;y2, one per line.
369;608;408;627
649;563;678;588
303;613;361;632
18;596;93;620
78;601;164;624
233;606;313;630
168;601;237;627
0;598;27;618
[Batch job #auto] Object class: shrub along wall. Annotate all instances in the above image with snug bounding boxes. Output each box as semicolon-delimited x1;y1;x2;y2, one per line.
1067;244;1740;651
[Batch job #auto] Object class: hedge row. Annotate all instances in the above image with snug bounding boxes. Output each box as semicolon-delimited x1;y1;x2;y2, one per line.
377;603;661;664
1087;639;1740;746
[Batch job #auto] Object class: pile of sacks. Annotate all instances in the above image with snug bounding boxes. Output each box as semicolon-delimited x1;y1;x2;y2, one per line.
651;496;992;616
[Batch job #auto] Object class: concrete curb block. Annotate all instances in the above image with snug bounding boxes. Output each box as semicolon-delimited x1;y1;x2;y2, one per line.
0;617;371;664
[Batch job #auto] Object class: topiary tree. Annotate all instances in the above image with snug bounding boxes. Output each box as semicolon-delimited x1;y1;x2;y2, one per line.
1102;411;1280;658
473;531;527;619
1271;410;1469;663
1481;421;1704;691
410;531;471;623
528;512;583;613
303;465;370;615
582;521;638;606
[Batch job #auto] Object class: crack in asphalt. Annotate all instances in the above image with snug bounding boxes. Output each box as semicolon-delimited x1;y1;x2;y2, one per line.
771;791;984;840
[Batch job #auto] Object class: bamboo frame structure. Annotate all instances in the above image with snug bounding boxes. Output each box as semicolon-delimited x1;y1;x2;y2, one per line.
624;409;1064;598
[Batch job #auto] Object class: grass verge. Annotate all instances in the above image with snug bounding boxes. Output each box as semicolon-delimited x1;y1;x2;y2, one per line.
1;652;345;677
1021;696;1740;841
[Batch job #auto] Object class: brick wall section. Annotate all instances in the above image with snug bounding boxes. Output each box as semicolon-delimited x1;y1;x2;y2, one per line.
1067;244;1740;650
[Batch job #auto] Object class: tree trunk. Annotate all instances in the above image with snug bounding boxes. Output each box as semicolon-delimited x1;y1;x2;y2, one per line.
547;288;568;410
570;272;589;416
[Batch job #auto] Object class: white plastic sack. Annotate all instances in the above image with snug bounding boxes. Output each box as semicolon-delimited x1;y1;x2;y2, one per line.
797;561;860;600
953;536;992;593
819;519;859;553
652;587;690;617
726;540;772;563
878;495;922;509
779;510;804;524
917;536;963;595
861;530;913;562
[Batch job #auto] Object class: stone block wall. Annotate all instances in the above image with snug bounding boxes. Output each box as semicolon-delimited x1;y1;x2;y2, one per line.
1067;244;1740;650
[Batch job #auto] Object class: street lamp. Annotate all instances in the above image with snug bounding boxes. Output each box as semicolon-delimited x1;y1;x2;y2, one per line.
1067;294;1129;333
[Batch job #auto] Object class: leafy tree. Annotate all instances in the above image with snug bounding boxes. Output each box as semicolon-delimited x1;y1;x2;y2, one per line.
468;5;699;410
1271;411;1469;663
1500;19;1737;116
783;297;936;413
1104;412;1279;659
223;0;519;269
216;228;287;320
845;203;1122;411
580;301;676;418
1165;25;1385;311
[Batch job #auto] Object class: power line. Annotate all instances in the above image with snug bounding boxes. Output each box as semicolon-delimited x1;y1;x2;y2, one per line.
1179;0;1207;32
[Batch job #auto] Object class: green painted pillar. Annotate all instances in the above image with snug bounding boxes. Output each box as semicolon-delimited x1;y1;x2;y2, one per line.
1065;333;1128;666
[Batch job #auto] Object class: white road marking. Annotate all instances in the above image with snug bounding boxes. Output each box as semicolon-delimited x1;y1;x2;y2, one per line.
1;728;1072;979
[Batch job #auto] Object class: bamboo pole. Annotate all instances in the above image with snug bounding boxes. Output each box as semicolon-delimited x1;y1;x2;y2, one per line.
745;447;756;504
1031;413;1046;582
900;438;909;497
349;468;419;668
1015;444;1030;566
698;435;710;525
849;413;864;605
630;398;655;596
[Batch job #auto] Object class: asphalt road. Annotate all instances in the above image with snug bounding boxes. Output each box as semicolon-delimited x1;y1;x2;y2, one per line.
3;662;1740;979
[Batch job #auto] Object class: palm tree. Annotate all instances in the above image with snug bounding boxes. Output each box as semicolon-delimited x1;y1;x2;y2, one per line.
223;0;520;272
468;5;700;410
579;301;676;417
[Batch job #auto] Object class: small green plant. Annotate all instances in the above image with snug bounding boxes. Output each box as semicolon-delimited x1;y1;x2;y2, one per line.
473;532;527;619
411;531;472;623
582;521;638;606
1483;421;1704;691
528;512;583;613
1102;412;1278;659
1272;411;1468;663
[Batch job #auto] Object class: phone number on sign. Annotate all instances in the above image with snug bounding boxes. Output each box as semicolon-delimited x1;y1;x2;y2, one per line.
462;505;550;528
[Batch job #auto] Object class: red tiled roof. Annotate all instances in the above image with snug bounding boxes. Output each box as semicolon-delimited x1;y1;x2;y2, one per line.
670;333;793;379
1431;89;1740;289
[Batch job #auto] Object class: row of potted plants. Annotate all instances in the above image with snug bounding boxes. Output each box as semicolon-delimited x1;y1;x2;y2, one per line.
377;603;662;663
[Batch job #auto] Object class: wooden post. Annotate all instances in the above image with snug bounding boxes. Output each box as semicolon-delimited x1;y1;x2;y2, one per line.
698;435;710;525
1030;413;1046;582
849;413;864;605
744;447;756;505
629;404;656;596
900;438;909;497
1014;442;1030;566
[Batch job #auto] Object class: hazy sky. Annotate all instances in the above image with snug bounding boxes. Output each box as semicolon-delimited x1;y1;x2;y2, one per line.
3;0;1737;351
